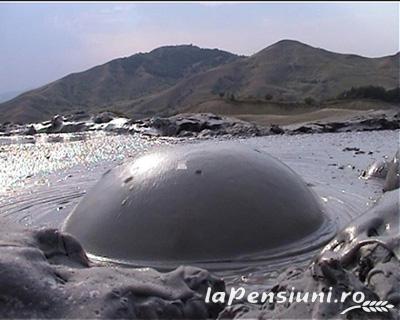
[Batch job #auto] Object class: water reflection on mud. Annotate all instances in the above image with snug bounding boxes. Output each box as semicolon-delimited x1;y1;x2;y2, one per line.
0;130;397;289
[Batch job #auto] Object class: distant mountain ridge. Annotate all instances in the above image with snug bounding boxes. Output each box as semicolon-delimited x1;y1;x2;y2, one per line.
1;40;398;123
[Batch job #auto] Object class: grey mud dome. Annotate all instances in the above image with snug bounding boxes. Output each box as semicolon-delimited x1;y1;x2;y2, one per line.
63;142;332;269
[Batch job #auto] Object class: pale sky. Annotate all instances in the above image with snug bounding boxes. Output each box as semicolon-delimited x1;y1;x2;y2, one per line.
0;2;398;94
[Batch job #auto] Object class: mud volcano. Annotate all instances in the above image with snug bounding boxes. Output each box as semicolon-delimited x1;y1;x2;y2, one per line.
63;142;329;268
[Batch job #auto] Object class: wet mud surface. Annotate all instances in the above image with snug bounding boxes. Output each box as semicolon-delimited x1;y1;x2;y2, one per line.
63;142;331;269
223;189;399;319
0;129;398;318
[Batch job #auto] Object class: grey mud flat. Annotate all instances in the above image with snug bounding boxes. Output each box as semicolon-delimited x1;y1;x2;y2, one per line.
0;130;398;319
224;189;399;319
0;226;225;319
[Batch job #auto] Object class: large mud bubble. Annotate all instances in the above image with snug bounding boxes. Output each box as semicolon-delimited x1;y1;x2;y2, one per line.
63;142;333;268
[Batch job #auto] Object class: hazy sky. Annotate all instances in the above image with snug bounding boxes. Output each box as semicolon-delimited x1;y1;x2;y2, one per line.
0;2;398;94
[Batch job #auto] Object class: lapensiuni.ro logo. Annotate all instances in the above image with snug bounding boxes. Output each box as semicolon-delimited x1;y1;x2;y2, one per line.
205;286;395;314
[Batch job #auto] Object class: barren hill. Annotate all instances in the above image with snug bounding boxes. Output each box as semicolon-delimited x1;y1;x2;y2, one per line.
0;45;238;123
1;40;398;123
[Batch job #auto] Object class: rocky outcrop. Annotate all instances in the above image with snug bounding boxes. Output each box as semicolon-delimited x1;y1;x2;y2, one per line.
132;113;271;138
23;125;37;135
1;110;399;138
93;112;115;124
289;112;400;135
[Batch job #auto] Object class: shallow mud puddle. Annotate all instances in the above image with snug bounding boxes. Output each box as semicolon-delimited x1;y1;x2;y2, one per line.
0;130;397;289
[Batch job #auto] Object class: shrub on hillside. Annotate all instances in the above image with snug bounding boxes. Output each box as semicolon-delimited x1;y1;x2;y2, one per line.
338;86;400;102
304;97;315;105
